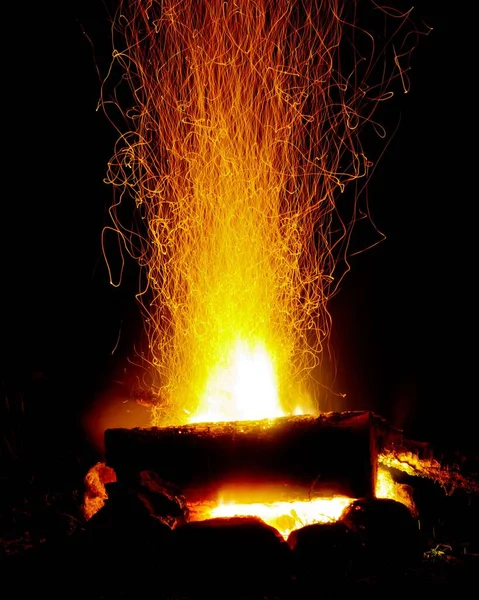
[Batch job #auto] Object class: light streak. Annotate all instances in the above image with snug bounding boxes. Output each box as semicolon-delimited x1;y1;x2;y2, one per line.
101;1;418;425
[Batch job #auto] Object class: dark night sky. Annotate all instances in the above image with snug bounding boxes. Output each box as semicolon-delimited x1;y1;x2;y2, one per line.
1;1;476;455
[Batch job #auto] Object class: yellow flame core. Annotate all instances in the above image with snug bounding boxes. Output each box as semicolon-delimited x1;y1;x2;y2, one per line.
190;340;294;423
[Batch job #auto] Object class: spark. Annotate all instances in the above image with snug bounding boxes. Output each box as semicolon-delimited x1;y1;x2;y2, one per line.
101;1;418;425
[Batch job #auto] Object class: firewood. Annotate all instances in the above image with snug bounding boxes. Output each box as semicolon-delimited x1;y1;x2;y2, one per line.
105;411;377;501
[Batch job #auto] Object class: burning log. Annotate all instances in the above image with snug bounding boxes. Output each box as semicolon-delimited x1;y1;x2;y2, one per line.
379;445;479;495
105;411;377;502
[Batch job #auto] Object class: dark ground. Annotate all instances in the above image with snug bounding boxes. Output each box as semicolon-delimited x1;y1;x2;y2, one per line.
1;479;478;598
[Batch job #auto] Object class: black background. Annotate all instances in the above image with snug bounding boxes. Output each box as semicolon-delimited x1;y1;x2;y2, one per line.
1;1;475;463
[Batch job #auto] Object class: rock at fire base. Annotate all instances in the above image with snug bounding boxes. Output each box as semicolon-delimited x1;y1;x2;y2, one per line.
168;516;293;594
84;482;172;576
340;498;422;573
287;521;363;585
135;469;189;528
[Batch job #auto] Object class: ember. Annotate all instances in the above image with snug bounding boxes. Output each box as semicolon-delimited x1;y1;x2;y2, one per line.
191;497;354;540
82;462;116;520
189;466;416;539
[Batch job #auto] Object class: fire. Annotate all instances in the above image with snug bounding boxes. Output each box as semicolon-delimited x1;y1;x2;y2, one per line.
190;340;295;423
205;497;353;540
93;1;421;538
83;460;417;533
101;1;414;425
190;465;415;539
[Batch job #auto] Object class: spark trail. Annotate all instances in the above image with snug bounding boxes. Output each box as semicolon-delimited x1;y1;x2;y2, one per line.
102;0;417;425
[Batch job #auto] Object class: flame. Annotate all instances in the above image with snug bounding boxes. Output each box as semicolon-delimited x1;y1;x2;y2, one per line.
190;465;417;538
83;460;418;530
101;1;416;425
190;340;296;423
207;497;353;540
96;4;422;536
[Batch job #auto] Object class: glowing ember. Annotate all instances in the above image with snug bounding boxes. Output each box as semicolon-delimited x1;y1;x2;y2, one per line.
82;462;116;520
210;497;353;539
379;450;479;494
376;465;417;516
83;456;419;526
189;464;417;538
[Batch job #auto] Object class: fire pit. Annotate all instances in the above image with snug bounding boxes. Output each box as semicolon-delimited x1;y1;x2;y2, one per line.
3;408;478;599
74;409;479;598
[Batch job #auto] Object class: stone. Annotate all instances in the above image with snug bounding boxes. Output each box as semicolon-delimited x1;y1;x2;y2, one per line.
288;521;363;585
340;498;422;574
168;516;293;595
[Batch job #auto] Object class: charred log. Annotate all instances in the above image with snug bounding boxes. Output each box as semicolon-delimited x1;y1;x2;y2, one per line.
105;411;377;501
